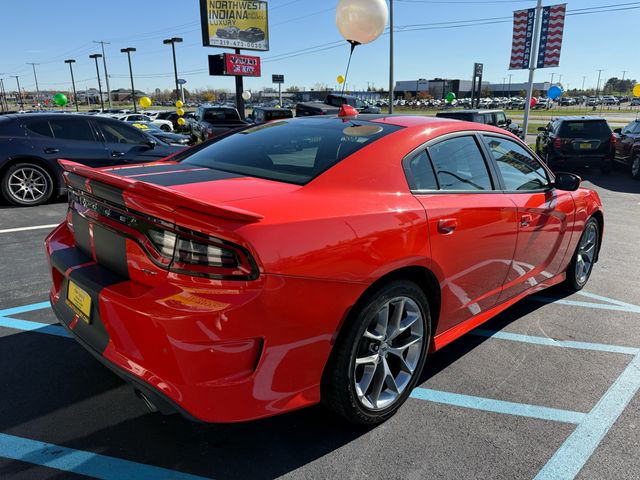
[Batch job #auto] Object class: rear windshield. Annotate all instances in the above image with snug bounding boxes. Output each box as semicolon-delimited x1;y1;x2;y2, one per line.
181;118;402;184
559;121;611;137
202;108;240;122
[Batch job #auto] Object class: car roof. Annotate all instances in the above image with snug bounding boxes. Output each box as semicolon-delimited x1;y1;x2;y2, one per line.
287;114;513;137
554;116;607;121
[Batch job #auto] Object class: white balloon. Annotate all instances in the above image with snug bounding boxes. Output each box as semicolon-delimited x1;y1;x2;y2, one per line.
336;0;389;45
242;91;252;101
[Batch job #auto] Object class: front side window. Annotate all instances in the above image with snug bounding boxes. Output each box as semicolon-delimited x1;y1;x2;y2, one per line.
99;121;148;144
484;136;549;191
50;119;95;142
428;136;492;191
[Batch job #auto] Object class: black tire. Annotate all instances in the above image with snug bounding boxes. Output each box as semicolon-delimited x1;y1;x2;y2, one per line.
563;217;600;291
160;124;171;132
1;162;54;207
322;280;431;425
631;154;640;180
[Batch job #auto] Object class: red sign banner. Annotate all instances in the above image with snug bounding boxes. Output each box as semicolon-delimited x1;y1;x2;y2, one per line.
224;53;261;77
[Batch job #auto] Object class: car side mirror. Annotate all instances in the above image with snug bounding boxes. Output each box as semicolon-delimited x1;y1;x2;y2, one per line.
537;126;546;132
613;128;622;134
145;139;157;149
554;172;581;191
509;123;519;130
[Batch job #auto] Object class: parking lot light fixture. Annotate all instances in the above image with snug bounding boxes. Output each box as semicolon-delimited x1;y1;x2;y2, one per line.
121;48;138;113
64;59;79;112
89;53;105;112
163;37;183;102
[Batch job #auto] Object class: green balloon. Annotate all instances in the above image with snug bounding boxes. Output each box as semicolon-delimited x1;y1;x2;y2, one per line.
445;92;456;102
53;93;68;106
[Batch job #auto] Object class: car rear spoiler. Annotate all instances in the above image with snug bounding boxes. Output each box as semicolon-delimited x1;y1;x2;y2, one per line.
59;159;263;223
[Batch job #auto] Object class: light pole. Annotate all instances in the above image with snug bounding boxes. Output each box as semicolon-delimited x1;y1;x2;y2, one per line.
558;74;563;86
27;63;40;107
0;77;6;112
502;77;506;97
93;41;112;108
508;73;513;98
550;72;555;86
163;37;183;102
595;69;604;97
13;75;24;110
582;76;586;92
89;53;105;111
121;47;137;112
621;70;628;96
64;59;79;112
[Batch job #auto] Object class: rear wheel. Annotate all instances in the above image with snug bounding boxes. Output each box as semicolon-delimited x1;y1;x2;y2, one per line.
631;154;640;180
160;124;171;132
563;217;600;291
322;280;431;425
1;163;54;206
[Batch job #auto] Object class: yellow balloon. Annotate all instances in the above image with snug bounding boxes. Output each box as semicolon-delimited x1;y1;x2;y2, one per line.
139;96;152;108
633;83;640;97
176;108;185;116
177;117;186;126
337;75;345;85
175;100;184;108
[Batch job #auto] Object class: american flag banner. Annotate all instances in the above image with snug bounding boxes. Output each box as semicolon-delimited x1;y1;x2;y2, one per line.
537;4;567;68
509;8;536;70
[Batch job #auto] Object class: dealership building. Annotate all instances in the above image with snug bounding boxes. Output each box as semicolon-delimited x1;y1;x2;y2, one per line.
394;79;552;98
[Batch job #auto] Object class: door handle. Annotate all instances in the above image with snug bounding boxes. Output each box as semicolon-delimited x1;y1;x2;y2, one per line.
437;218;457;235
520;214;533;228
111;151;125;157
43;147;59;154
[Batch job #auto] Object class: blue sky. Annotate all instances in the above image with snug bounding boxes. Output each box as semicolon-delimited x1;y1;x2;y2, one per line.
0;0;637;95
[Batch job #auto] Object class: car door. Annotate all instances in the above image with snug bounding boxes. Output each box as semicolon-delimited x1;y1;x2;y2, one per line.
94;118;168;164
616;121;640;163
26;117;110;167
406;134;518;333
480;134;575;302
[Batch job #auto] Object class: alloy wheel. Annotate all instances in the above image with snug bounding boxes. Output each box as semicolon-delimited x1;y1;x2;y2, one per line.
353;296;424;411
632;156;640;178
575;222;598;285
7;166;49;204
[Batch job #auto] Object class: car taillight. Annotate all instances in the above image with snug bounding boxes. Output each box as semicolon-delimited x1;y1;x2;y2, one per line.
611;134;616;146
146;228;256;280
171;235;255;279
553;137;561;149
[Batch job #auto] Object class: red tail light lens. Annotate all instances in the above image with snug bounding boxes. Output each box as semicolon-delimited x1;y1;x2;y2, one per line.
611;134;616;146
553;137;561;149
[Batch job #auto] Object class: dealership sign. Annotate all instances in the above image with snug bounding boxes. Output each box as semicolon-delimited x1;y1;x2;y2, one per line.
536;4;566;68
208;53;261;77
200;0;269;51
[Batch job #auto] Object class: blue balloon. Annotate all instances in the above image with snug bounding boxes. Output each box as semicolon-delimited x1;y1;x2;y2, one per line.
548;85;563;100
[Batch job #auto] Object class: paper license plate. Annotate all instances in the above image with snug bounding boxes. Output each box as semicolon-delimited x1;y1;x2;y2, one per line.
67;280;92;322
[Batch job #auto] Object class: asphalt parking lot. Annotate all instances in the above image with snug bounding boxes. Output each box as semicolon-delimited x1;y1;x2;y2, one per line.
1;167;639;480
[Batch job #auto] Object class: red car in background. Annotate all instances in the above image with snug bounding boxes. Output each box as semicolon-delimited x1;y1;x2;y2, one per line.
45;114;603;425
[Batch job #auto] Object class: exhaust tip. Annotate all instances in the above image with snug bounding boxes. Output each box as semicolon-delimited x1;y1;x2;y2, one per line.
135;390;159;413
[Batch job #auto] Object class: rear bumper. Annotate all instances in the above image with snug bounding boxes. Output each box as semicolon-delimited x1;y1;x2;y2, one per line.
46;222;365;423
547;153;613;168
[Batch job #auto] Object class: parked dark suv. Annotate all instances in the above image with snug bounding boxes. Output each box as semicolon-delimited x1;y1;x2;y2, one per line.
535;116;614;173
613;119;640;179
0;114;184;206
435;109;522;137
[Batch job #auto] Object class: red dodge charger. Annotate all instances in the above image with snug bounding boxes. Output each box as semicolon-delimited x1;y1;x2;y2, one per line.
45;113;603;424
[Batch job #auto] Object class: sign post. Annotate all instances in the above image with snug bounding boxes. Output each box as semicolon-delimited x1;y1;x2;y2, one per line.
272;74;284;106
200;0;269;120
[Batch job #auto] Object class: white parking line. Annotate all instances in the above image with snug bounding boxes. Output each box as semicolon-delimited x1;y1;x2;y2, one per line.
0;224;58;234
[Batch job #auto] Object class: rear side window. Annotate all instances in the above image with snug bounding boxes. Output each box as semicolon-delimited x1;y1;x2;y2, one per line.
181;119;402;185
428;136;492;191
558;121;611;137
405;150;438;191
437;112;474;122
50;119;95;141
26;120;54;137
203;108;239;122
